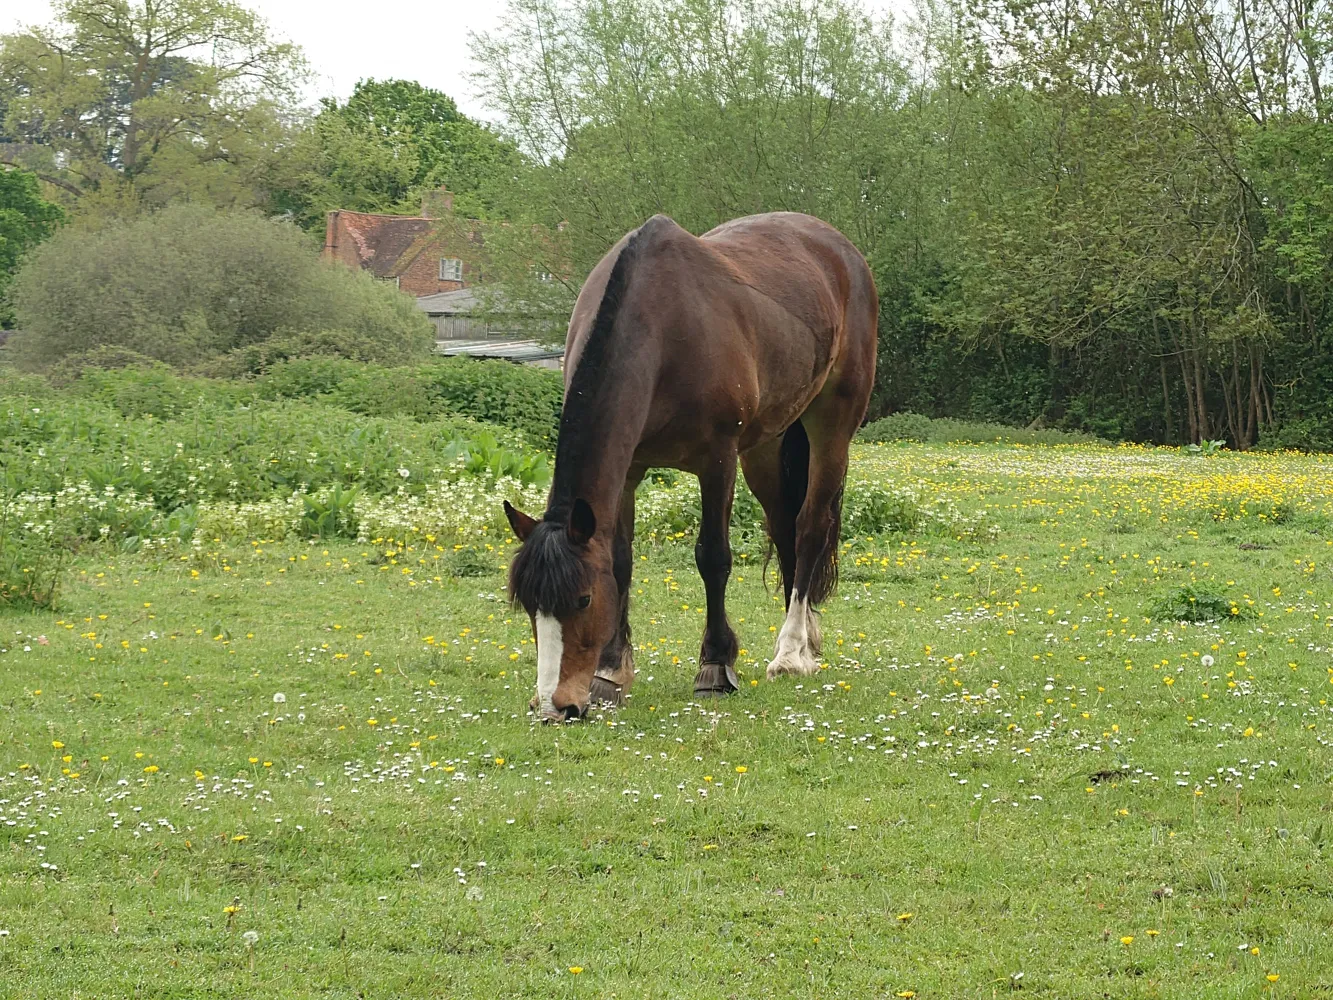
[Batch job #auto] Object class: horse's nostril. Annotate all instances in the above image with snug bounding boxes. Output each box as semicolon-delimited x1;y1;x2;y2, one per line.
561;703;586;721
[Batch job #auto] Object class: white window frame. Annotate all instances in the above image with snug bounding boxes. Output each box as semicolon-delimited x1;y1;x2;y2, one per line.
439;258;463;281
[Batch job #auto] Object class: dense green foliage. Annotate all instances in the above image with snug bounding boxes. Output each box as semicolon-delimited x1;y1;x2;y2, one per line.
7;205;433;368
0;363;964;601
10;0;1333;449
0;360;561;504
275;79;524;231
0;167;63;325
0;0;304;215
250;357;565;445
472;0;1333;449
858;412;1101;446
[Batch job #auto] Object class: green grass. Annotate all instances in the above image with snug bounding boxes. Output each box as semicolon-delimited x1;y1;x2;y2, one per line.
3;442;1333;997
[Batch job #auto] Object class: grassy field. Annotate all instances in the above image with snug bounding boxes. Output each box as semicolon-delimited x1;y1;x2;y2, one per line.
3;441;1333;998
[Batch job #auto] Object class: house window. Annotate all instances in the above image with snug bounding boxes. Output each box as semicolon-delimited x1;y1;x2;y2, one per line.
439;258;463;281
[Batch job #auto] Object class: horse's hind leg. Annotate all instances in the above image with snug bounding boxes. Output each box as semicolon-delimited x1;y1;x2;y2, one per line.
590;470;643;706
693;449;741;696
766;404;858;680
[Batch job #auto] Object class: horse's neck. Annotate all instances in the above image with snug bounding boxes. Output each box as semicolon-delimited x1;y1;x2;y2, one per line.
548;377;650;526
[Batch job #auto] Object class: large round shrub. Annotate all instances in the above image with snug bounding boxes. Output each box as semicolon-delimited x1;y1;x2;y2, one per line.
9;204;433;368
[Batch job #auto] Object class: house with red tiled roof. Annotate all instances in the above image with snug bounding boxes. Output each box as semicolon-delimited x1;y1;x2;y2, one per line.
322;187;488;297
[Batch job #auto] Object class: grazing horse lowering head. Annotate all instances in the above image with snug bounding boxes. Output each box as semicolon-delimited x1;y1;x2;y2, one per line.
505;498;618;721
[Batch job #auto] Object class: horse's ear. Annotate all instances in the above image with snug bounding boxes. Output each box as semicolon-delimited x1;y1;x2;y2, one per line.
504;501;538;541
567;498;596;546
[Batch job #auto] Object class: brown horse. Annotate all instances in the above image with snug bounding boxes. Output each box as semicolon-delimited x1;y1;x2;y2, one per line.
504;212;877;721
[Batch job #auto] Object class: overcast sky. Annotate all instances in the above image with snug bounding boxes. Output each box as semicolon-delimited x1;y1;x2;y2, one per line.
3;0;906;121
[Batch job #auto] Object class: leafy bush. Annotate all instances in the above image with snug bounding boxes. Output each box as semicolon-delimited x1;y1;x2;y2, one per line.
0;386;531;508
253;357;564;444
210;327;431;376
0;496;69;609
858;411;933;443
45;345;169;387
858;412;1102;446
299;484;360;539
0;167;64;328
842;480;926;535
64;363;242;418
442;431;550;486
631;476;995;545
1150;583;1249;622
1186;439;1227;456
1257;417;1333;453
9;204;433;369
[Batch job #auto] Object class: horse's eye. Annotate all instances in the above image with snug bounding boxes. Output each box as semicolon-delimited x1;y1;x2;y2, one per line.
577;595;592;609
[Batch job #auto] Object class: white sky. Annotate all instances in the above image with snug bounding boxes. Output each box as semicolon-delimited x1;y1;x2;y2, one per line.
3;0;906;121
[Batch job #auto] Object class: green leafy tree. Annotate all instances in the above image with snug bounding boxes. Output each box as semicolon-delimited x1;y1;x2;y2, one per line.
0;0;307;213
277;78;524;231
474;0;1333;448
0;166;63;326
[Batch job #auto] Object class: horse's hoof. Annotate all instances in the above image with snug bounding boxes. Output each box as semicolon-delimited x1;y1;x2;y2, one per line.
766;650;818;680
589;674;627;707
693;662;740;696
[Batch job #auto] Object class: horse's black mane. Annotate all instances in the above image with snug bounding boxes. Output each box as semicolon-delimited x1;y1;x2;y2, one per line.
548;220;655;518
509;220;653;616
508;519;589;616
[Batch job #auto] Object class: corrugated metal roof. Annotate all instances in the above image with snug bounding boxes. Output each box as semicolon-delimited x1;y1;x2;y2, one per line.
435;339;564;363
417;287;481;314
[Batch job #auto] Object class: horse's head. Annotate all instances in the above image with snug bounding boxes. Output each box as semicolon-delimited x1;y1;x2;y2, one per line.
505;499;618;722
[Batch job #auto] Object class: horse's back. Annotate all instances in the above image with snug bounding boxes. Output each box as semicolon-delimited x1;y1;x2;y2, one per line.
564;212;876;466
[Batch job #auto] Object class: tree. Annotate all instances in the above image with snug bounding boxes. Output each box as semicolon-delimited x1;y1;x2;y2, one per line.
0;166;64;327
8;203;433;368
471;0;909;315
0;0;307;212
277;78;525;231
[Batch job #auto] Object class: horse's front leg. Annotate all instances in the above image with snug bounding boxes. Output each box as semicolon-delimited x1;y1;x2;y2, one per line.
693;449;740;696
590;471;643;706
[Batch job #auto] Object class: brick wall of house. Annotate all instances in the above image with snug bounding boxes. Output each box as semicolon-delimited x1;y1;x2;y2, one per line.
322;187;489;297
396;245;464;297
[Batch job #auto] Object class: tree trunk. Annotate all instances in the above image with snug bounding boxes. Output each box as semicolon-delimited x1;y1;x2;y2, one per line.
1191;325;1209;442
1152;314;1173;443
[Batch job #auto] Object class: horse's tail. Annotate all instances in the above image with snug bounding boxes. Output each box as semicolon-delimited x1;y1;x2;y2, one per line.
769;419;840;607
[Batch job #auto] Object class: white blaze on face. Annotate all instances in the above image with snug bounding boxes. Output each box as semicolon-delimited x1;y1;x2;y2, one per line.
535;613;564;712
